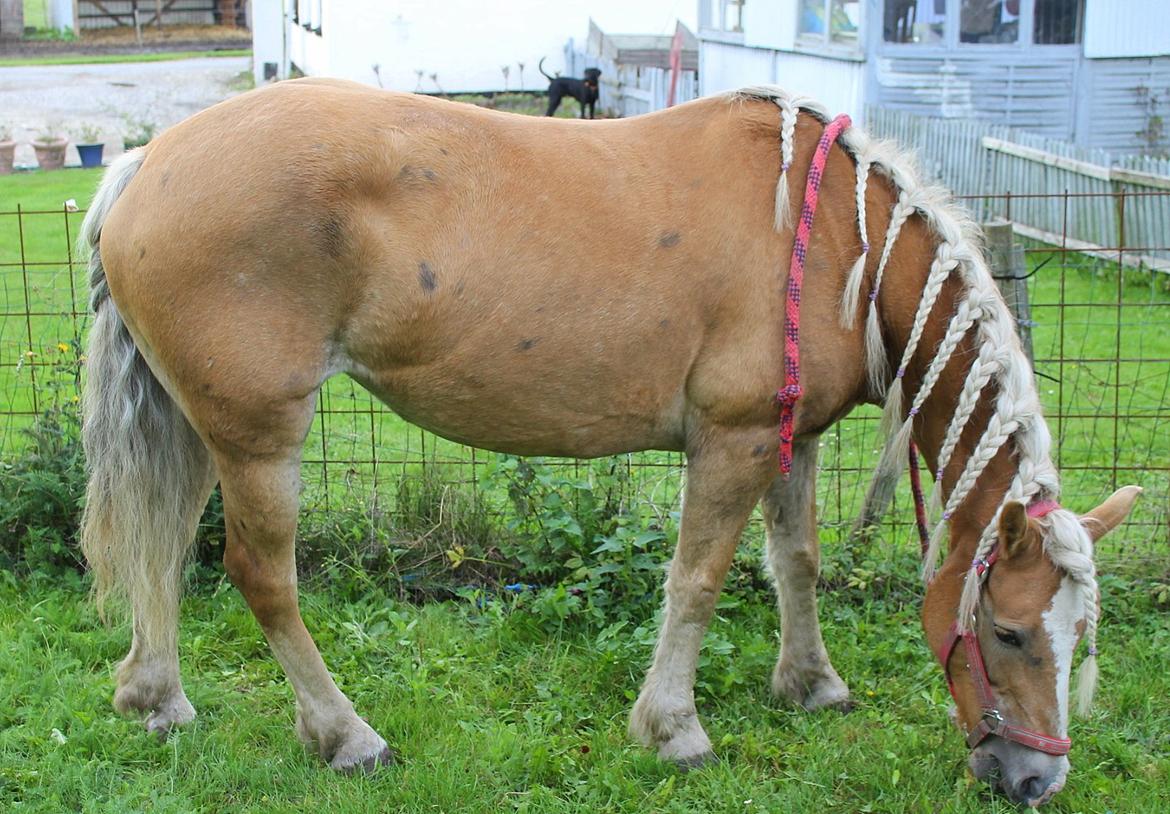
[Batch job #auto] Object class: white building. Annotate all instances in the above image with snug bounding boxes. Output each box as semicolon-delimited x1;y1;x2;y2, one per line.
698;0;1170;152
252;0;696;93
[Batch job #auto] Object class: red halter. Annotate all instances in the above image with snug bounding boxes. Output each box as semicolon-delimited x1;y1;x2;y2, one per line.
933;499;1071;756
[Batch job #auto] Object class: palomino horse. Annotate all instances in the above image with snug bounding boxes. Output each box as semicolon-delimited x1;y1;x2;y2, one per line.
80;79;1139;805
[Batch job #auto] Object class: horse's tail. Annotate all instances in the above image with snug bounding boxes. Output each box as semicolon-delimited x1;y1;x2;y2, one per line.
538;56;555;82
80;149;212;650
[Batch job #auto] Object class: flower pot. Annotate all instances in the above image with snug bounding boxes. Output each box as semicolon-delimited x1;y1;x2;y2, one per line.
0;141;14;175
77;142;105;169
33;138;69;171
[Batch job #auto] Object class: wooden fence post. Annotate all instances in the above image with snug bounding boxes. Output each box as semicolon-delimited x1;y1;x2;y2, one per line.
0;0;24;39
983;220;1034;366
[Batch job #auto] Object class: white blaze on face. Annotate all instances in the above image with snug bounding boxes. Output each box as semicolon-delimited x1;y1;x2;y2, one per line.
1042;576;1082;734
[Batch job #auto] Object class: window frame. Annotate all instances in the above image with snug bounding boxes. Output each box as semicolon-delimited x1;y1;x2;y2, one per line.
879;0;1083;51
795;0;865;56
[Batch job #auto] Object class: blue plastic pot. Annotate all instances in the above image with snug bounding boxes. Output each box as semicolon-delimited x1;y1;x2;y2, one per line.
77;143;104;169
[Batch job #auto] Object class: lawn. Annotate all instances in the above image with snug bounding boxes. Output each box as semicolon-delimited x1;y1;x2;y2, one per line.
1;570;1167;813
0;50;253;67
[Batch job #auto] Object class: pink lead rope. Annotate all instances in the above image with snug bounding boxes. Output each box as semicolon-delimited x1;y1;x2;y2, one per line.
777;114;853;476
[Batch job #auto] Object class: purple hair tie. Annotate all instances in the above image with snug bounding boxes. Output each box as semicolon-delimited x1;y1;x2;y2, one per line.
1087;645;1099;656
868;289;879;302
942;511;952;520
908;406;919;417
896;365;906;379
782;160;791;172
861;241;870;253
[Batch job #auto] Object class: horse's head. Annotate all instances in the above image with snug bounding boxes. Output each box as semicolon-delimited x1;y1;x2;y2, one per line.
922;486;1140;806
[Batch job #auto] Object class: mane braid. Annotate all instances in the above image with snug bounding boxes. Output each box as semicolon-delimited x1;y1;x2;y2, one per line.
723;86;1101;711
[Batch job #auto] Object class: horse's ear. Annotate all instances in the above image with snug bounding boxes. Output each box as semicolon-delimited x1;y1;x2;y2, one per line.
1081;486;1142;542
997;501;1030;558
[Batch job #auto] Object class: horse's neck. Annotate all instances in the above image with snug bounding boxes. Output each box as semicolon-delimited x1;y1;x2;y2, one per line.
876;211;1054;562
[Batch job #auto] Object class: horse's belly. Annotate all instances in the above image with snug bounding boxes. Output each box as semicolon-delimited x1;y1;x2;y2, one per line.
347;330;691;458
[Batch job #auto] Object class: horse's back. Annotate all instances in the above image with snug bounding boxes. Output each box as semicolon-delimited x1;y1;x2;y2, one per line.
98;81;796;458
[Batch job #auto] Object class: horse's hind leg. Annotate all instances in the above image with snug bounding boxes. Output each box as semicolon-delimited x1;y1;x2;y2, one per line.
629;425;775;766
81;295;217;735
214;438;392;772
760;438;851;710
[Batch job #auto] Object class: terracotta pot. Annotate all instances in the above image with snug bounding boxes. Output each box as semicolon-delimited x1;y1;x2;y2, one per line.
33;138;69;171
0;141;14;175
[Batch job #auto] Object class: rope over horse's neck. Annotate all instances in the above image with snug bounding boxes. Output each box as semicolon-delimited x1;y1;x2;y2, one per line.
776;113;852;477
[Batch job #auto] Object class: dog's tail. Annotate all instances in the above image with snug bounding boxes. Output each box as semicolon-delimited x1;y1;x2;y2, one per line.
538;57;556;82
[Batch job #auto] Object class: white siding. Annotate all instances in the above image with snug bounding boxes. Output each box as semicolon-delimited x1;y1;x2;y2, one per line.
871;51;1080;137
252;0;284;85
1084;0;1170;59
1080;57;1170;151
743;1;796;51
700;41;865;120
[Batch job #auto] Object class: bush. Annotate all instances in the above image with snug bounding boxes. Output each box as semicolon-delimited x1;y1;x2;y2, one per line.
0;402;85;573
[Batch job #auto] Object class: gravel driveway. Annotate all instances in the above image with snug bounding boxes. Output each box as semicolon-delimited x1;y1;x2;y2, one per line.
0;56;250;169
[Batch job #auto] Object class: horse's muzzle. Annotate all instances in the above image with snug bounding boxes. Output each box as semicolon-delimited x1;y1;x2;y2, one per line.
969;737;1068;807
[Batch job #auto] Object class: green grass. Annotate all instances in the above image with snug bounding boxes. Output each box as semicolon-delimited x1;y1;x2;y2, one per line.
1;571;1166;813
22;0;48;29
0;50;252;68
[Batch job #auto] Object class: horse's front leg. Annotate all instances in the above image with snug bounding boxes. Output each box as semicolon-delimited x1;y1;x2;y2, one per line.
629;425;775;767
761;437;851;710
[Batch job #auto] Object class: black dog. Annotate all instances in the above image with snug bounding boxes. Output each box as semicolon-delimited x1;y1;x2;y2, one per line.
539;57;601;119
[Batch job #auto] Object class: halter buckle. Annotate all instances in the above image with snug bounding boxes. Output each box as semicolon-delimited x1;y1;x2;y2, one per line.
982;708;1004;725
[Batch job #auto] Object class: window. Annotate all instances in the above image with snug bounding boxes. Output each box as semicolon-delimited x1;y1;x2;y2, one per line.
884;0;945;44
711;0;745;33
960;0;1019;44
798;0;861;47
1034;0;1082;44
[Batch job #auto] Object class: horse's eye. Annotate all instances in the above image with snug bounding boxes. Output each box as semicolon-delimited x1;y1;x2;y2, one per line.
994;626;1022;647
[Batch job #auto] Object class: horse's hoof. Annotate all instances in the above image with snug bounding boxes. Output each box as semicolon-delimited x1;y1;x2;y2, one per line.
773;665;852;712
333;744;396;774
133;694;196;740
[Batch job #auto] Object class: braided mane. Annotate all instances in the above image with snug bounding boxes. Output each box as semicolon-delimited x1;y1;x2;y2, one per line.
728;86;1100;714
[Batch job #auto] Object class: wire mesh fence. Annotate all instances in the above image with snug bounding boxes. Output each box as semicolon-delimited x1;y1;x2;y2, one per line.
2;192;1167;563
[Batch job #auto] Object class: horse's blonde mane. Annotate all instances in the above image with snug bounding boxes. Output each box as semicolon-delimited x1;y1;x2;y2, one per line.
727;86;1100;713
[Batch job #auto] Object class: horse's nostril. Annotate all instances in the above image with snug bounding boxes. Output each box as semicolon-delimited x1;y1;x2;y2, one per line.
1019;775;1049;804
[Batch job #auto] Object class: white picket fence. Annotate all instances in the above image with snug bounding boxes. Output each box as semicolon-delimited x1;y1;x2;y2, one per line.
866;107;1170;270
563;44;698;120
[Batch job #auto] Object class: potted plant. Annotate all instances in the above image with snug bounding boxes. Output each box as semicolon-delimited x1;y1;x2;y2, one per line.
75;124;105;169
0;126;14;175
122;117;157;150
33;129;69;171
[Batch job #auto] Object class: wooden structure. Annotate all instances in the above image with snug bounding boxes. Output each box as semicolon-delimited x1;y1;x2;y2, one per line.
565;19;699;117
0;0;23;40
75;0;245;29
